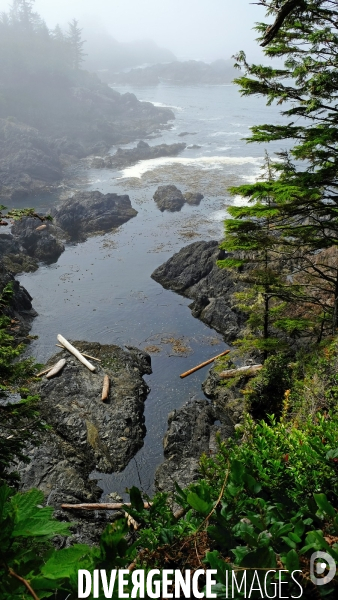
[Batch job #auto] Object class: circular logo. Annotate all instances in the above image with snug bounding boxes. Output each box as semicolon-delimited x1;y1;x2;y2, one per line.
310;551;336;586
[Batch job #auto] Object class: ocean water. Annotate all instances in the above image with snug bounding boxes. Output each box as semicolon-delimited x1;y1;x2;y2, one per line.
18;83;288;498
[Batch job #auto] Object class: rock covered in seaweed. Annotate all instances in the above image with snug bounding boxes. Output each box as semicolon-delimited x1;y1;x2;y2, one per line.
153;185;204;212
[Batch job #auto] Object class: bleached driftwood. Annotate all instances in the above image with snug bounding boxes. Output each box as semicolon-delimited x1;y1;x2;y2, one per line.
57;334;95;372
35;224;47;231
61;502;152;510
36;366;54;377
180;349;230;379
218;364;263;379
46;359;66;379
101;375;110;401
55;344;101;362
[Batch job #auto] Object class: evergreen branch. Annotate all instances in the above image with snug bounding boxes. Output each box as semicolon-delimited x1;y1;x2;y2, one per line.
261;0;305;47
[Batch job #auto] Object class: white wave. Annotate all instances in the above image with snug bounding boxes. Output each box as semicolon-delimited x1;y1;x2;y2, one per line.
146;101;183;111
118;155;263;179
210;131;242;137
209;209;229;222
230;123;250;128
216;146;232;151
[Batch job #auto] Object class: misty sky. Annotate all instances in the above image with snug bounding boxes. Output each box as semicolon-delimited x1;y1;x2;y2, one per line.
0;0;268;62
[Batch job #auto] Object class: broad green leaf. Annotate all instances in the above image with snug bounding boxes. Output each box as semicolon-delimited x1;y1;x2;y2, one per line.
314;493;336;518
42;545;92;579
285;549;300;572
129;486;144;513
205;550;232;586
186;492;212;516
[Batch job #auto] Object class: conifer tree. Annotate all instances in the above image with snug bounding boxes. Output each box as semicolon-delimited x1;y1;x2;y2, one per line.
67;18;86;70
224;0;338;342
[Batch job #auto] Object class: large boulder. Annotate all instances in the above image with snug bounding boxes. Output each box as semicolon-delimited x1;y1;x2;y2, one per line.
153;185;185;212
151;240;244;342
153;185;204;212
11;217;65;262
52;191;138;240
183;191;204;205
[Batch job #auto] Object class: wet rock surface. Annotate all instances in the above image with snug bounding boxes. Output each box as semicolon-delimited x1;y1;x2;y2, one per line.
92;140;186;169
18;342;152;544
51;191;138;240
153;185;185;212
155;399;234;495
151;240;244;341
153;185;204;212
11;218;65;262
0;260;37;337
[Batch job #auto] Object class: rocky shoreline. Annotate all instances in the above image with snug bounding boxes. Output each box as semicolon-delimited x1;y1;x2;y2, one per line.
151;240;245;342
92;140;186;170
1;190;138;273
0;80;174;201
107;59;240;86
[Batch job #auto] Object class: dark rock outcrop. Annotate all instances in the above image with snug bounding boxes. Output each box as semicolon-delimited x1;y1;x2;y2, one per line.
0;119;62;201
153;185;185;212
151;240;244;341
18;342;152;544
11;218;65;262
0;73;175;200
153;185;204;212
183;192;204;205
51;191;137;240
0;260;37;337
92;140;186;170
155;399;233;494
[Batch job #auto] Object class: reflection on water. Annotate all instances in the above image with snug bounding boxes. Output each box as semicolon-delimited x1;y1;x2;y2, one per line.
17;84;288;498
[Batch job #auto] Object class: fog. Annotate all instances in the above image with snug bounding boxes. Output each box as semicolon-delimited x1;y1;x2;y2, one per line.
0;0;266;62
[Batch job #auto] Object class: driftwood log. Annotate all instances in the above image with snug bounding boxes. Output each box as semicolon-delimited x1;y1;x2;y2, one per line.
57;334;95;372
36;366;54;377
218;364;262;379
61;502;185;521
46;359;66;379
101;375;110;401
180;349;230;379
61;502;152;510
55;344;101;362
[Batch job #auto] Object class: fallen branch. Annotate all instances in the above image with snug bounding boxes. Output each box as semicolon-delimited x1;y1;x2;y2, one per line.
55;344;101;362
180;350;230;379
101;375;110;401
46;359;66;379
36;366;54;377
9;568;40;600
218;364;262;379
61;502;152;510
57;335;95;372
